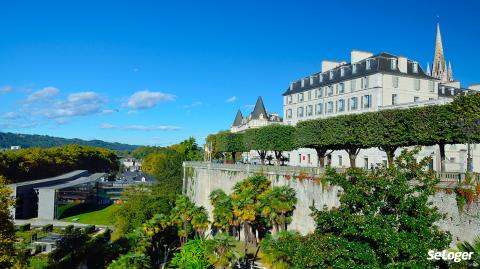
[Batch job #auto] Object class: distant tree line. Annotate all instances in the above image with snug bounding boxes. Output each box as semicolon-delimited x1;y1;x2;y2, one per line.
209;93;480;171
0;145;119;183
0;132;138;151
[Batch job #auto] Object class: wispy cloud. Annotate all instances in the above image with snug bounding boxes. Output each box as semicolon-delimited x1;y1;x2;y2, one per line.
0;86;12;95
26;87;59;102
183;101;203;109
0;112;19;119
126;90;175;109
243;104;255;111
100;123;180;131
225;96;237;103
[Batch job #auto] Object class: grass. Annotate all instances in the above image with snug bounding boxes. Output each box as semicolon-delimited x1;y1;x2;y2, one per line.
61;204;119;226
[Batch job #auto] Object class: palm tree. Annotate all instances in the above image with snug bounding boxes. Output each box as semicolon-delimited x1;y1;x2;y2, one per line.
267;186;297;231
205;233;239;269
191;206;210;238
209;189;235;235
456;236;480;267
170;195;195;246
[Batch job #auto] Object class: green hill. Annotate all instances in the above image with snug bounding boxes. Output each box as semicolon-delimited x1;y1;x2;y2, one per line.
0;132;138;151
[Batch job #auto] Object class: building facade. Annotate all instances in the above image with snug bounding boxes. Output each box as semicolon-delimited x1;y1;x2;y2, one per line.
231;96;282;133
281;24;479;171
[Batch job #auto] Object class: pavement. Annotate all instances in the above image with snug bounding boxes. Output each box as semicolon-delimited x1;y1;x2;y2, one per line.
14;218;114;229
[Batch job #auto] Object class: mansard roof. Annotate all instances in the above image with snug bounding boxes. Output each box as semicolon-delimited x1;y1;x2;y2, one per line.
283;52;433;96
251;96;268;119
232;109;244;127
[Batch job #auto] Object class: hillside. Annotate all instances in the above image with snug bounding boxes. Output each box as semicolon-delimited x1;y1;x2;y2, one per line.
0;132;138;151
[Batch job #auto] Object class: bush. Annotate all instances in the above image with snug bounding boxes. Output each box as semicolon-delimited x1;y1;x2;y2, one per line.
42;224;53;233
83;225;95;234
18;223;30;232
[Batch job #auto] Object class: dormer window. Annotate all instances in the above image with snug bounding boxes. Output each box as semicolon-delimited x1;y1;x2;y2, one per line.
391;58;397;70
329;71;334;80
310;76;314;85
319;74;323;83
340;68;345;77
301;79;305;87
366;59;371;70
412;62;418;73
352;64;357;74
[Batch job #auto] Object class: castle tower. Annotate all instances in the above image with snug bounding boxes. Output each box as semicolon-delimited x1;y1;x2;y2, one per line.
432;23;447;81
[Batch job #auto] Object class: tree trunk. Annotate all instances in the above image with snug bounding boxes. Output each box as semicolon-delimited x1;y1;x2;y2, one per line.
257;150;266;165
281;212;287;231
231;152;236;163
380;146;397;167
346;147;360;168
274;151;283;166
439;143;446;172
314;148;329;168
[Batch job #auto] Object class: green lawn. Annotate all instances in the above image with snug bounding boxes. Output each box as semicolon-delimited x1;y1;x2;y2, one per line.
61;204;119;226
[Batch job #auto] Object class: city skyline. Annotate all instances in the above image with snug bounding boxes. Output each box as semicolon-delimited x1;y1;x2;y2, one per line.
1;0;479;146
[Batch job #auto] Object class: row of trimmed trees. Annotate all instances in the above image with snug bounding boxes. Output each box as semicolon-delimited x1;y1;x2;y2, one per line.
210;93;480;171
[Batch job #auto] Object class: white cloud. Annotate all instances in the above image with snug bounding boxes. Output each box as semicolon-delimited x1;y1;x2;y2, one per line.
26;87;59;102
98;109;117;115
100;123;180;131
127;110;137;115
44;91;105;119
0;86;12;95
126;90;175;109
0;112;18;119
225;96;237;103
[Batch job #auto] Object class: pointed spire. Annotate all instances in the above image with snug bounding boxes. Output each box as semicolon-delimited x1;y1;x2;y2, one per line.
251;96;268;120
448;61;453;81
432;23;447;81
426;62;431;76
232;109;244;127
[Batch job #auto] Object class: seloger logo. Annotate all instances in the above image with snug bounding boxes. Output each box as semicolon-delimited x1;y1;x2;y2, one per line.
427;250;474;263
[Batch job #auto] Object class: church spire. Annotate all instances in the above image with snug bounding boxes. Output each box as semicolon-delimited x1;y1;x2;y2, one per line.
426;62;431;76
432;23;447;81
448;61;453;81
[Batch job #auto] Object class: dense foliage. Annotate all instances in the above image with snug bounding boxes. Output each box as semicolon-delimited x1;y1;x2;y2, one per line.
261;149;452;268
243;125;296;165
0;144;119;183
0;176;23;268
215;131;246;163
0;132;138;151
296;92;480;169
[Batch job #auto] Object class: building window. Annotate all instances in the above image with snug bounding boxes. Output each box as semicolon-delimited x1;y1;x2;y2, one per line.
310;76;314;85
316;103;323;115
350;97;358;110
298;154;302;163
308;91;311;101
327;86;334;96
392;76;399;88
351;80;356;92
286;109;292;119
287;95;292;104
415;79;420;91
429;81;435;92
317;88;323;98
414;96;420;102
307;105;313;116
364;157;369;169
412;62;418;73
301;79;305;87
363;95;371;108
298;93;304;102
307;154;311;164
361;77;369;89
340;68;345;77
338;99;345;112
352;64;357;74
391;58;397;70
319;74;323;83
329;71;334;80
366;59;371;70
392;94;398;105
338;155;342;166
297;107;304;118
338;83;345;94
326;101;333;113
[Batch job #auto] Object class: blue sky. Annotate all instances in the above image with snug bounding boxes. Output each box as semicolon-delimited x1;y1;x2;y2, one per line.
1;0;479;146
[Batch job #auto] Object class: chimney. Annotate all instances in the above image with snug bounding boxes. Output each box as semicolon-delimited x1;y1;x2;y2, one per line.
321;60;343;73
351;50;373;64
398;56;407;73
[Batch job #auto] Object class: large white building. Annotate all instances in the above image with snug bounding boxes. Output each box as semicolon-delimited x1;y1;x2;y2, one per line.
281;24;479;172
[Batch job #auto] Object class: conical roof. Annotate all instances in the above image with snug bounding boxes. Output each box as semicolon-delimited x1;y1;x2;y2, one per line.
232;109;243;126
432;23;446;80
251;96;268;119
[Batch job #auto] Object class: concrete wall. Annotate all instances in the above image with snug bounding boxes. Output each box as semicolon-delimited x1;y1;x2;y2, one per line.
184;162;480;246
37;189;56;220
